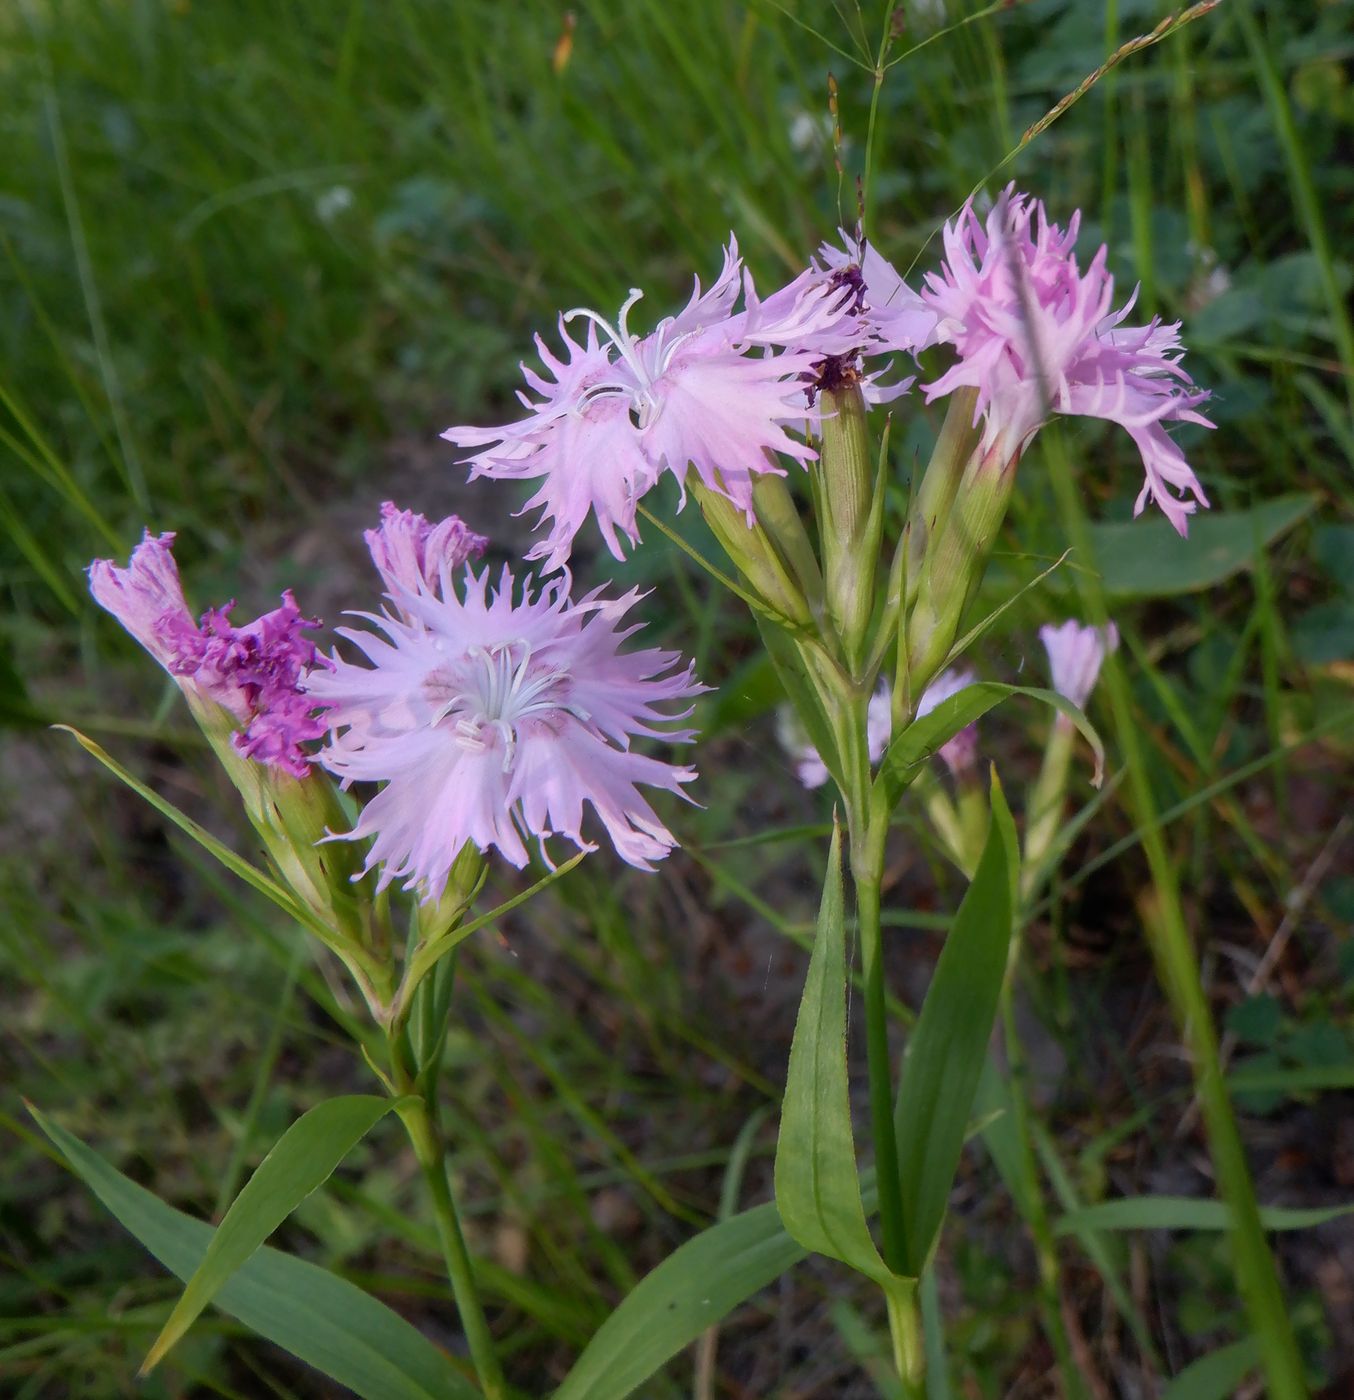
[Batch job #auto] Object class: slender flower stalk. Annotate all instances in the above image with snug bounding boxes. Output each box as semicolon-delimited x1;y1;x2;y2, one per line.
389;1037;507;1400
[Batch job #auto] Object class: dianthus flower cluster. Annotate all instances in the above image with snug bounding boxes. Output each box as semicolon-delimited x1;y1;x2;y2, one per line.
443;234;937;571
89;186;1209;902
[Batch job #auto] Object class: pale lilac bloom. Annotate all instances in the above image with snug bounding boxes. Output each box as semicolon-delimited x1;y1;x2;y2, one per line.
780;682;892;790
309;520;703;898
783;672;977;791
817;233;940;359
89;532;326;778
443;238;825;573
744;232;939;405
922;186;1213;536
1039;619;1118;714
915;667;980;778
365;500;488;599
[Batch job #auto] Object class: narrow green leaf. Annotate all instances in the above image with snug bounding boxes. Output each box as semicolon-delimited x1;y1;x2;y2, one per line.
753;614;844;789
894;771;1018;1274
28;1105;477;1400
142;1094;397;1373
1159;1337;1261;1400
1054;1195;1354;1236
1087;494;1317;599
553;1200;808;1400
774;823;908;1292
1228;1063;1354;1094
55;726;331;941
876;684;1103;806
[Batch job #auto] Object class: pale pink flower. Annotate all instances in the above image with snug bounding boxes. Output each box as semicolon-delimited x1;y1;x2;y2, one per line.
744;231;939;405
443;239;822;572
365;500;488;600
915;667;980;778
780;682;892;790
1039;620;1118;713
309;527;703;898
922;187;1213;536
782;671;975;790
88;532;326;777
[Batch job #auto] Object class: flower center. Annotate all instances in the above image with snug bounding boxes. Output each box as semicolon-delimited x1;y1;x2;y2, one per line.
562;289;700;430
430;641;589;771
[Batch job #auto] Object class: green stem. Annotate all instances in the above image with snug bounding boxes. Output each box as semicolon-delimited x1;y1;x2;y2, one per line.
884;1284;926;1399
852;810;905;1274
393;1056;507;1399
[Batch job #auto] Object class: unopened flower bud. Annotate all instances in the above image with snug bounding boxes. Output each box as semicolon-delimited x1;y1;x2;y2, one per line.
818;383;883;664
692;479;814;630
900;435;1017;713
1023;620;1118;888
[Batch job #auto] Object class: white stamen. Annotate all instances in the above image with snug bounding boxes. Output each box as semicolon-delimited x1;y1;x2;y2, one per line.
432;640;590;769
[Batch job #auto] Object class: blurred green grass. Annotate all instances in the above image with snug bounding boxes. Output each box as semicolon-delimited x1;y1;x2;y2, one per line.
3;0;1354;1394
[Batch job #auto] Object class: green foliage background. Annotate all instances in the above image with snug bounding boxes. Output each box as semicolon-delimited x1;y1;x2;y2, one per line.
3;0;1353;1394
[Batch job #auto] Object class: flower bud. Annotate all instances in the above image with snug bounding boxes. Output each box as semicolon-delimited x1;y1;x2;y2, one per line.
903;387;981;615
186;691;367;947
899;436;1017;713
818;384;882;666
750;473;824;616
692;478;814;630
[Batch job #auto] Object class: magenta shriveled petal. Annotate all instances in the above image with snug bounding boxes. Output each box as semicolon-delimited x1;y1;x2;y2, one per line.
1039;620;1118;711
366;501;487;599
89;534;326;778
442;238;821;570
310;547;704;899
922;187;1213;535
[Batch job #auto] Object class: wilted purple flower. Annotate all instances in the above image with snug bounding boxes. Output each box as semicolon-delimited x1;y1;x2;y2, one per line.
89;532;326;778
309;528;703;899
817;232;940;359
915;667;980;778
1039;619;1118;713
444;239;824;573
922;187;1213;535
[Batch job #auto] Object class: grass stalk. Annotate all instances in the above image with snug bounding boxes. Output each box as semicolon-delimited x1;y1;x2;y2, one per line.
1043;427;1307;1399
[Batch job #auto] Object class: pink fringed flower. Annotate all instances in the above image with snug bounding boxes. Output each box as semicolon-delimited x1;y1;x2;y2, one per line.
89;532;326;777
443;239;828;572
915;667;980;778
309;523;703;898
745;231;939;404
922;187;1213;535
365;500;488;599
1039;619;1118;712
